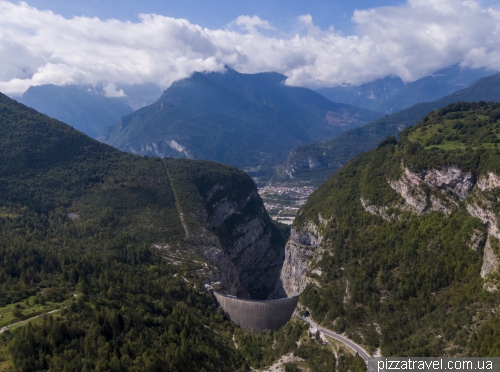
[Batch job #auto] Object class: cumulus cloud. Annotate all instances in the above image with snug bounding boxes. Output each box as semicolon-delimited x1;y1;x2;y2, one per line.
1;0;500;95
231;15;275;33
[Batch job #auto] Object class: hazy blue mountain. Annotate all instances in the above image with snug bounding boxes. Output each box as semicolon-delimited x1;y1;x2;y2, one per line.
115;82;162;110
17;84;133;138
272;73;500;185
316;76;405;112
316;65;496;113
100;68;383;180
377;65;497;113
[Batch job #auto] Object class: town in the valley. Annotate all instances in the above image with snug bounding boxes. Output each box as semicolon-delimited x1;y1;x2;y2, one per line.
258;185;316;225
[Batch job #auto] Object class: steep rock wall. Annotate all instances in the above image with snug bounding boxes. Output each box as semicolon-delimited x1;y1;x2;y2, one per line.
280;222;323;296
190;184;286;300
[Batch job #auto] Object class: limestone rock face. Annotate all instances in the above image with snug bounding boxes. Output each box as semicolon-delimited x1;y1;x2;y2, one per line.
390;168;499;279
477;172;500;192
481;238;500;278
389;167;474;214
280;223;322;297
190;184;286;300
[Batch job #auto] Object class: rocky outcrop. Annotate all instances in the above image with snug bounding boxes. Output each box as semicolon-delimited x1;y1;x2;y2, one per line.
406;166;475;199
273;151;324;180
190;183;286;300
360;198;408;221
280;223;322;296
481;238;499;278
469;229;486;252
389;167;474;215
477;172;500;191
389;168;499;279
465;173;500;279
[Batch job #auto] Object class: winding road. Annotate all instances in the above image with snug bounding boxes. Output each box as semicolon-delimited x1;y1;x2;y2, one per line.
294;314;371;362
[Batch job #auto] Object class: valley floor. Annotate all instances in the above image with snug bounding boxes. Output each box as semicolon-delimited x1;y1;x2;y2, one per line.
258;186;316;225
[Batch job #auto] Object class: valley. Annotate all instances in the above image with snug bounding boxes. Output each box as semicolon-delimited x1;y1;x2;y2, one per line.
2;65;500;370
4;0;500;369
273;73;500;186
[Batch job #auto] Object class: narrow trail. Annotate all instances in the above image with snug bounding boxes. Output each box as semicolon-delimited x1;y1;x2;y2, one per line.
0;309;61;334
161;160;189;238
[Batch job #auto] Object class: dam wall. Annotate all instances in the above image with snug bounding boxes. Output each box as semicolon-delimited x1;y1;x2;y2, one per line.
212;291;300;332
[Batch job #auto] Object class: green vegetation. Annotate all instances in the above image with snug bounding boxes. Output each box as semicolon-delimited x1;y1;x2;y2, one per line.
272;73;500;186
233;321;307;369
0;92;292;370
294;102;500;356
0;295;64;329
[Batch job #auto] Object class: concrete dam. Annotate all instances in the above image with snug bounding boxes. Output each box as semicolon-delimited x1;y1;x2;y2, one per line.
212;291;300;332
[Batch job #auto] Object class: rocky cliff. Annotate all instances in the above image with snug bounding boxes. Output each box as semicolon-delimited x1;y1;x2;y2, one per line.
193;186;287;300
163;160;287;300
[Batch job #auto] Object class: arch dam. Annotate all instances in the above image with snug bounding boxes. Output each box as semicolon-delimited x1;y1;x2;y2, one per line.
212;290;300;332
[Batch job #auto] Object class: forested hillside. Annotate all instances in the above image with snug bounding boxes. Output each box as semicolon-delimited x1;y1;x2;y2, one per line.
273;73;500;186
0;92;341;371
281;102;500;357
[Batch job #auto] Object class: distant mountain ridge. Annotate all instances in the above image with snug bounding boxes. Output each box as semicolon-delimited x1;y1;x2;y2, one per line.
273;73;500;186
17;84;134;138
99;68;383;180
316;76;405;112
316;65;496;113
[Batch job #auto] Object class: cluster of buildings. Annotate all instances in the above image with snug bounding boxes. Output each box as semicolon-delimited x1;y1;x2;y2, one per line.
258;186;316;225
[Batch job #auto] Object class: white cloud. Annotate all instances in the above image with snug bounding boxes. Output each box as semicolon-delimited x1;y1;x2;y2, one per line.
1;0;500;95
231;15;274;33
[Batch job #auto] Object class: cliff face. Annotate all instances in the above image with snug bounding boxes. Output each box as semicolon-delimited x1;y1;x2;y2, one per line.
164;164;287;300
279;103;500;356
195;186;286;300
280;223;322;296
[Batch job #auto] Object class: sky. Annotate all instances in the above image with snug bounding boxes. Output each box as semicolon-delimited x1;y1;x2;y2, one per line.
1;0;500;96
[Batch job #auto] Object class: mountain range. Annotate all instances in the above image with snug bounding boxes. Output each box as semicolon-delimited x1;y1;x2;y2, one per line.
99;68;382;180
1;64;500;368
273;73;500;186
14;82;164;139
316;65;496;113
16;84;134;139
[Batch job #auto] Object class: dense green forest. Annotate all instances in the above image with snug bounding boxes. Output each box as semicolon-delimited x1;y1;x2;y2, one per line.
0;93;342;370
272;73;500;186
294;102;500;356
